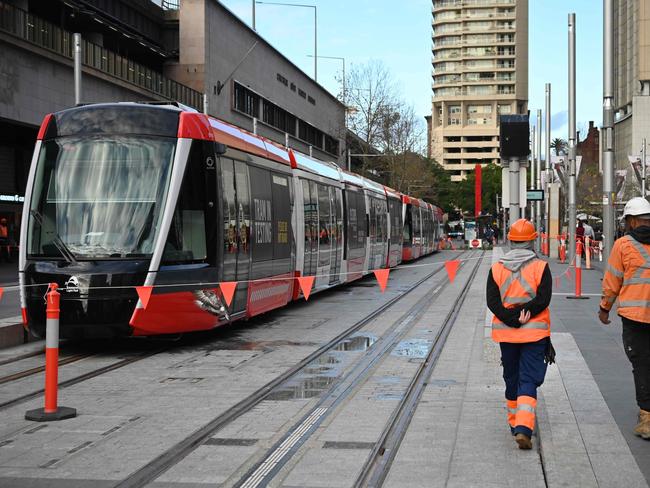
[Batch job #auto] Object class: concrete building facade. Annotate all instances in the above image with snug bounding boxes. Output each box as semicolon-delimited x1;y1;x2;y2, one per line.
429;0;528;182
0;0;345;246
613;0;650;187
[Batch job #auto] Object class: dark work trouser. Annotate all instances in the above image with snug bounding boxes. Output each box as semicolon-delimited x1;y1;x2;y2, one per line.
500;338;549;437
622;317;650;411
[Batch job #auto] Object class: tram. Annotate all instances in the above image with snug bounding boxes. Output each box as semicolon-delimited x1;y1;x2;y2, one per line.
19;102;443;338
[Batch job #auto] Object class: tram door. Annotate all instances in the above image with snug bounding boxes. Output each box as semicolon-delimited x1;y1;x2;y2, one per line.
219;158;251;313
329;188;343;285
317;184;332;281
302;179;318;276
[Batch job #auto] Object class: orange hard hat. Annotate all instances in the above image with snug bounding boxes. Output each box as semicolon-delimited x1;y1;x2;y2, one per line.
507;219;537;241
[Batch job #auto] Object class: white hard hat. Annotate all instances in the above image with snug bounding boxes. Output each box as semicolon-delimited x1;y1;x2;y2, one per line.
623;197;650;218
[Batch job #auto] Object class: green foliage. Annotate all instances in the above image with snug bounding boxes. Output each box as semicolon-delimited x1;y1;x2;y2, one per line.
453;163;502;216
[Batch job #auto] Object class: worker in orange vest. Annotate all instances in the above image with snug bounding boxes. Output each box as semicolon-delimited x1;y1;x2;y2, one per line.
599;197;650;440
486;219;552;449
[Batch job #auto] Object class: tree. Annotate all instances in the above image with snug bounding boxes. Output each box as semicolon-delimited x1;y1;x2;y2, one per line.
454;163;502;216
344;61;400;152
550;138;568;156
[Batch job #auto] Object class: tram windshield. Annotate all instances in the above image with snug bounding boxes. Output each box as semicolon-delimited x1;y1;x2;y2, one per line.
28;136;176;259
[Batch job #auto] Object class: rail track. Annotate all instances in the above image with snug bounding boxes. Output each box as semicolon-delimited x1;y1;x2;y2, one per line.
115;250;479;488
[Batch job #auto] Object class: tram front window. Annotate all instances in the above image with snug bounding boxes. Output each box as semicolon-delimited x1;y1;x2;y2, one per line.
28;136;176;259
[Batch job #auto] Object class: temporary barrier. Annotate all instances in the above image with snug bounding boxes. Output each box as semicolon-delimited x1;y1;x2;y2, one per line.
558;234;567;264
25;283;77;421
567;242;589;300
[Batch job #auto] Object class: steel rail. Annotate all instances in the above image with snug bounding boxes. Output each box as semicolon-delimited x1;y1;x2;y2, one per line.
114;251;470;488
354;252;485;488
0;353;91;385
0;349;165;411
0;348;44;367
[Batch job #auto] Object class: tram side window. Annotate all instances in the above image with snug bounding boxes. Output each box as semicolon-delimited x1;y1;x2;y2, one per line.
389;199;402;245
272;173;291;260
162;142;208;264
249;166;273;262
403;207;412;242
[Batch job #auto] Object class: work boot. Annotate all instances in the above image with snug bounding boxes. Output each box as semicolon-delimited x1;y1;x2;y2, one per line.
634;409;650;440
515;433;532;450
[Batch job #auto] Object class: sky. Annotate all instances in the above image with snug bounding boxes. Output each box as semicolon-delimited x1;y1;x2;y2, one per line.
218;0;603;142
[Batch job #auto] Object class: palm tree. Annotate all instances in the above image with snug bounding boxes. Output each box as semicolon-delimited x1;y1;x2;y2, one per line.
550;138;568;156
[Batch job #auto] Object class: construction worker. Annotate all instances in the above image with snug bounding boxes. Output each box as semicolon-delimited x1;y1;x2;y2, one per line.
599;197;650;440
486;219;552;449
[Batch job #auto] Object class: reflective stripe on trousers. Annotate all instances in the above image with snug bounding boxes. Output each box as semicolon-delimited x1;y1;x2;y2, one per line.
516;395;537;430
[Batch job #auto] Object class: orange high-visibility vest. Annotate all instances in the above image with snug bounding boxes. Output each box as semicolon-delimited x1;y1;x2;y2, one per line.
0;225;7;238
491;259;551;343
601;235;650;323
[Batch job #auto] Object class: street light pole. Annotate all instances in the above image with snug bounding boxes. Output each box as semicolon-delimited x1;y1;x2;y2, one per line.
536;109;542;247
256;2;317;81
643;138;647;197
253;0;256;30
307;55;345;102
603;0;616;260
568;13;577;263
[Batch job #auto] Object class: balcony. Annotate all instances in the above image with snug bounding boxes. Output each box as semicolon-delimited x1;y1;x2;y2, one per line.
0;2;202;109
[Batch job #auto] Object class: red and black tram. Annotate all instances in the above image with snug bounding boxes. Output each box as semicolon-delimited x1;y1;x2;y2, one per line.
19;103;443;338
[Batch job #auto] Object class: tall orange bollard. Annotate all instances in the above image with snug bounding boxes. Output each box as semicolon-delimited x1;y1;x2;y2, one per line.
25;283;77;421
585;237;592;270
567;241;590;300
559;234;566;263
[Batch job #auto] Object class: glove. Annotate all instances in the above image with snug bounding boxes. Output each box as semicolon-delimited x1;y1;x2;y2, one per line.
544;339;556;364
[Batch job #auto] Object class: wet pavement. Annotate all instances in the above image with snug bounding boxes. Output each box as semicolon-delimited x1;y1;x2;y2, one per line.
0;249;648;487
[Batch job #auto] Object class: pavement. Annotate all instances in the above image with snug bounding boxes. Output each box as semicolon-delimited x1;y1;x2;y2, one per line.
0;249;648;487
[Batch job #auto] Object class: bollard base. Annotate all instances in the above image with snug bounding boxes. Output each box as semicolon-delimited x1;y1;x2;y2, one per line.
25;406;77;422
566;296;590;300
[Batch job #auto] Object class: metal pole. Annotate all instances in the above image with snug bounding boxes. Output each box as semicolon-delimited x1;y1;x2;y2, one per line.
253;0;256;29
603;0;616;260
313;7;317;82
530;128;536;221
641;137;646;198
536;109;542;247
568;13;577;263
203;93;208;115
545;83;552;238
509;156;521;223
73;33;82;105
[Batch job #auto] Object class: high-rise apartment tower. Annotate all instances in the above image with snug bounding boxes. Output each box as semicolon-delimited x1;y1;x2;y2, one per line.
614;0;650;177
429;0;529;181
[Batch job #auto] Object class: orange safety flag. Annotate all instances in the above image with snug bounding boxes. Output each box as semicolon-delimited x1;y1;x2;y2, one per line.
135;286;153;309
0;287;3;303
297;276;316;301
219;282;237;307
444;260;461;283
373;269;390;293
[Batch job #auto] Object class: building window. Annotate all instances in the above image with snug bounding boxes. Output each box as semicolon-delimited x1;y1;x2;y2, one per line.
299;120;323;149
262;99;297;136
234;82;260;118
324;135;339;155
497;104;512;114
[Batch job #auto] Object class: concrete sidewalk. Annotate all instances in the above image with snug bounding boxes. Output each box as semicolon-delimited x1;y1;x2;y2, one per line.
386;248;647;488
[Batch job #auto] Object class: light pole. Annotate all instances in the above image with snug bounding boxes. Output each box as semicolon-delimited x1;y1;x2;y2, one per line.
568;13;577;262
307;55;345;103
256;1;317;81
603;0;616;260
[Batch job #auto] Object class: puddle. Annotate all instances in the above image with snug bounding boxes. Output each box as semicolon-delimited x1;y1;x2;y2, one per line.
265;333;377;401
375;392;404;401
391;339;432;359
427;379;458;387
334;334;377;352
